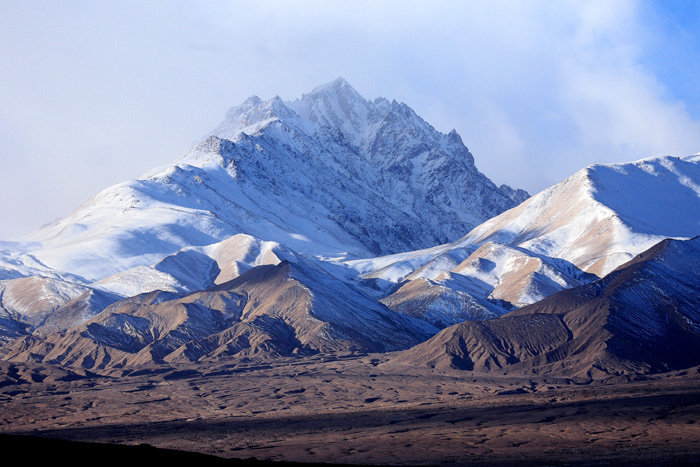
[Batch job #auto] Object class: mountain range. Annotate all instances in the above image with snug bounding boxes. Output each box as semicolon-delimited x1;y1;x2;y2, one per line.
0;78;698;378
397;236;700;377
358;154;700;326
4;77;526;282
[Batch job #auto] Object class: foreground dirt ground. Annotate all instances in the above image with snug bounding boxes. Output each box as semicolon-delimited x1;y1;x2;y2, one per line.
1;354;699;465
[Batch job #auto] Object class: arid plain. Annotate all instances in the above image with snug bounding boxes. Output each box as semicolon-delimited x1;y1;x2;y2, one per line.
1;355;698;465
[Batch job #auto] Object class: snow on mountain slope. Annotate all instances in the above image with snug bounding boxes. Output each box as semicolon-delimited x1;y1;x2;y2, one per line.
0;277;91;326
443;242;594;307
94;266;187;298
94;234;291;296
351;154;699;291
376;241;593;328
286;78;529;224
347;243;476;287
155;234;289;289
379;277;505;328
0;242;86;283
0;277;119;342
463;154;700;276
34;288;119;335
10;78;526;282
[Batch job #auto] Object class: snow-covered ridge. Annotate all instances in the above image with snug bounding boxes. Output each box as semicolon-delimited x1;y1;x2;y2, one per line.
6;78;528;282
351;154;700;282
347;154;699;327
94;233;291;297
462;154;700;275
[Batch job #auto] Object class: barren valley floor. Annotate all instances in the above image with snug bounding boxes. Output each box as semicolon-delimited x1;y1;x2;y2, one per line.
1;355;699;465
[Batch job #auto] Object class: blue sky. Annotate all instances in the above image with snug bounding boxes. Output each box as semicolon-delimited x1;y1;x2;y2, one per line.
641;1;700;119
1;0;699;238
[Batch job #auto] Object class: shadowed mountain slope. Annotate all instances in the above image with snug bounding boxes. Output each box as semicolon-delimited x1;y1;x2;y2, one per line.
396;237;700;378
5;258;437;370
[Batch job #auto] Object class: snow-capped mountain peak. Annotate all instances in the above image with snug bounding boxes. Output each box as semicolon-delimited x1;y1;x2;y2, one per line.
287;77;370;146
3;79;528;284
212;95;302;141
462;154;700;275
